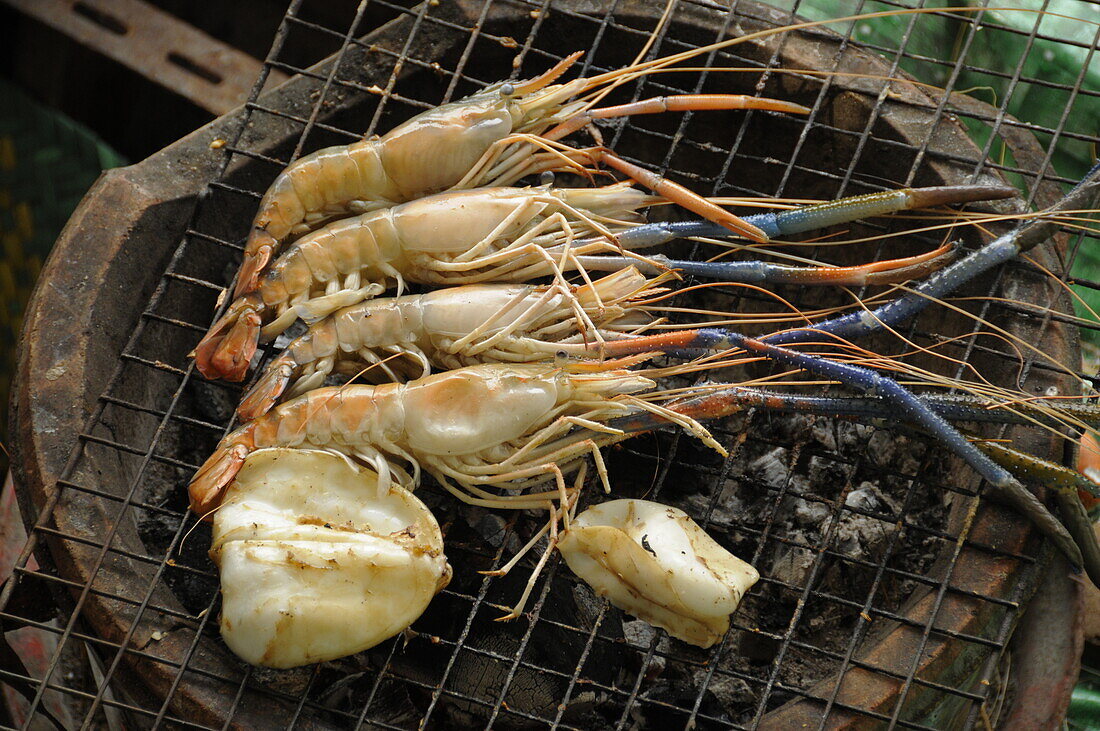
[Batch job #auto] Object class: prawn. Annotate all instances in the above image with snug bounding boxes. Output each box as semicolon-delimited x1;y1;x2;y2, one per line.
236;267;665;421
196;182;993;381
188;362;722;519
237;51;812;295
196;183;654;381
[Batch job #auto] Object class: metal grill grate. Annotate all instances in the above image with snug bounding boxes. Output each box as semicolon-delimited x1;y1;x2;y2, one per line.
4;0;1100;728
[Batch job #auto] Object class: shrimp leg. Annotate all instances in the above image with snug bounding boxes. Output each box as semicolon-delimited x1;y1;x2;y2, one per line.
584;148;771;241
646;385;1100;503
972;438;1100;587
606;384;1099;585
542;94;811;142
578;241;960;286
617;184;1017;246
546;95;812;241
654;386;1100;433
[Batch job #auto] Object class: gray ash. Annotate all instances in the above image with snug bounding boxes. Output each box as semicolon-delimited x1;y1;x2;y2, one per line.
597;407;949;725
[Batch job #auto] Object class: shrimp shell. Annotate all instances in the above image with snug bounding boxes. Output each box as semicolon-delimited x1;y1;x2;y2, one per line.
238;54;590;296
189;363;722;517
236;267;663;420
194;184;654;382
237;46;807;294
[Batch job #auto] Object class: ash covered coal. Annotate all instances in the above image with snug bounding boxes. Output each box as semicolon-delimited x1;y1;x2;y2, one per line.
600;407;950;724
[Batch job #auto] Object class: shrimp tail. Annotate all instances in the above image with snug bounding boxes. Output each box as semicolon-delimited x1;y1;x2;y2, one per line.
188;425;257;518
235;230;275;298
237;352;299;421
193;294;264;382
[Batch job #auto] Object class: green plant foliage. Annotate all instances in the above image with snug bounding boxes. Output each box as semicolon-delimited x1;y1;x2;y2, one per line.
766;1;1100;343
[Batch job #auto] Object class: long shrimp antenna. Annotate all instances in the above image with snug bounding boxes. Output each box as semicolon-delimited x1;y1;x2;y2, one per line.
179;505;225;554
576;6;1099;103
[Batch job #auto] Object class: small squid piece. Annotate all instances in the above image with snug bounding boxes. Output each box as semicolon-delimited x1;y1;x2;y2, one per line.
557;499;758;648
210;448;452;668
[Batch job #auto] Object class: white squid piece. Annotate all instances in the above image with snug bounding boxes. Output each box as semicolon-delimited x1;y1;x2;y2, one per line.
557;499;758;648
210;449;452;668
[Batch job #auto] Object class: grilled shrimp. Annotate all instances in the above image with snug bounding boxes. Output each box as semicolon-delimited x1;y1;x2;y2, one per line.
189;363;722;518
238;52;810;295
197;177;1004;382
195;184;655;381
236;267;663;420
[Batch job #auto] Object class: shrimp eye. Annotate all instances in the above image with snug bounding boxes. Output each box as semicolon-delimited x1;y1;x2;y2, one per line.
500;83;515;97
539;171;555;186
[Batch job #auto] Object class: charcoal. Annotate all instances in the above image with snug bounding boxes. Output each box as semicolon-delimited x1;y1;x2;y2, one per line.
749;447;790;489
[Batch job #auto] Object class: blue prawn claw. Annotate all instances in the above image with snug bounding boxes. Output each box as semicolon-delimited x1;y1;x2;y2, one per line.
767;161;1100;346
575;183;1014;285
615;183;1018;249
589;327;1085;568
593;329;1084;571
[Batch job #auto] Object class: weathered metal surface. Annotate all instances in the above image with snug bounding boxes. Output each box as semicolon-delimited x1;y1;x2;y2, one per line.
2;0;288;115
8;0;1080;726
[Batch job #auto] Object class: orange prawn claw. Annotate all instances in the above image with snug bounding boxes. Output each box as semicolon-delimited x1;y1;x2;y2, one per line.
563;352;657;372
586;147;769;242
188;429;256;518
193;295;263;382
842;241;959;286
543;94;811;142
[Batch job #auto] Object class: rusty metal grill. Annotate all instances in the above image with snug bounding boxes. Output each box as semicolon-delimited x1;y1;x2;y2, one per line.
4;0;1100;728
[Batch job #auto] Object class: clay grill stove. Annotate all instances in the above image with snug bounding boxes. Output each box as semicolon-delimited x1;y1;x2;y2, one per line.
5;0;1100;728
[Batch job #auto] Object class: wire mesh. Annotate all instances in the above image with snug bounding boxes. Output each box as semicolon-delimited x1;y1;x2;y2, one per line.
3;0;1100;728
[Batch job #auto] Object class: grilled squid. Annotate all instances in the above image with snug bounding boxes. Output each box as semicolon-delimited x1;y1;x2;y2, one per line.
210;448;451;668
557;499;758;648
